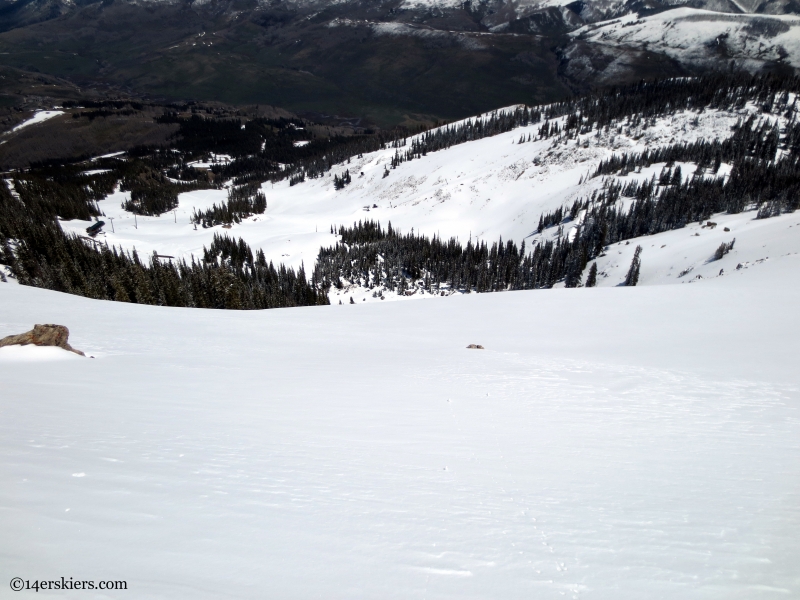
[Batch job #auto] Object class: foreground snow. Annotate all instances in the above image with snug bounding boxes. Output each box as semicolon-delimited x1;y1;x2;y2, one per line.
1;258;799;599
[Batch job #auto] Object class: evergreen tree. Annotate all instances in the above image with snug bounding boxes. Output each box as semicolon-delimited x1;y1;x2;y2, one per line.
624;246;642;287
712;239;736;261
585;263;598;288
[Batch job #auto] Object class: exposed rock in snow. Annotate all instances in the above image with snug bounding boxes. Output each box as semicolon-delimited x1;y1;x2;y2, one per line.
0;324;85;356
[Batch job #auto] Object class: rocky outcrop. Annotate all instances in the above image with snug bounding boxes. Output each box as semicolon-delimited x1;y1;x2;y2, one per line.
466;344;485;349
0;324;85;356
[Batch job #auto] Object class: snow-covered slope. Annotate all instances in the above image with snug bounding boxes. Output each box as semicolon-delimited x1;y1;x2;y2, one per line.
395;0;619;16
8;110;64;133
566;8;800;79
1;252;799;599
58;99;800;302
1;109;65;142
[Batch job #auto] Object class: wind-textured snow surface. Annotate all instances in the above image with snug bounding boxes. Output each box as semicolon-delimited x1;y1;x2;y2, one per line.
1;258;799;599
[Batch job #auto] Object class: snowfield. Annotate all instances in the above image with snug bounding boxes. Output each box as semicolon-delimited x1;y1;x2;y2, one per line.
6;110;65;133
4;88;800;598
1;254;799;599
571;8;800;72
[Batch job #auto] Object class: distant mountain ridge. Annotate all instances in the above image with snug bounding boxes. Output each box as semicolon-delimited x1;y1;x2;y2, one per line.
0;0;798;124
2;0;795;33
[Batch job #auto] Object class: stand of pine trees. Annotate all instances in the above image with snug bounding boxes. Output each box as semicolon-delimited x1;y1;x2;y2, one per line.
192;183;267;227
315;221;557;294
12;166;118;221
0;180;327;309
121;161;209;216
333;170;352;190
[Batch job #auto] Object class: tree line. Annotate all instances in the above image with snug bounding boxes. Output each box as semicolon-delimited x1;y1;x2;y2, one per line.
314;87;800;293
294;72;800;187
4;71;800;306
0;178;326;309
314;220;572;294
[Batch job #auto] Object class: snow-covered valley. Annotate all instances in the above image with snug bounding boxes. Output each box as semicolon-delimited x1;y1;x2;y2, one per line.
57;101;800;302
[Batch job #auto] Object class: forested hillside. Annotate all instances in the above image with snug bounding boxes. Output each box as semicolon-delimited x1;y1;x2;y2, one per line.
313;74;800;296
2;72;799;307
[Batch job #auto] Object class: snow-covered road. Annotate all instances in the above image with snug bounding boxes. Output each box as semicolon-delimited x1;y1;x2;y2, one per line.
1;258;798;599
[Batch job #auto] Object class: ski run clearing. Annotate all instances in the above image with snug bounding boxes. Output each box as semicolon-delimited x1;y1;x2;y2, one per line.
7;110;65;134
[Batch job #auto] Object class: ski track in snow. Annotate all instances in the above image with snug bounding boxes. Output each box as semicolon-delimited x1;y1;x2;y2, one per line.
1;261;799;598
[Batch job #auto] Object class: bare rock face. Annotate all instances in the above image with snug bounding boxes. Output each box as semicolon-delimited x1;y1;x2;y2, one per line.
0;324;85;356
